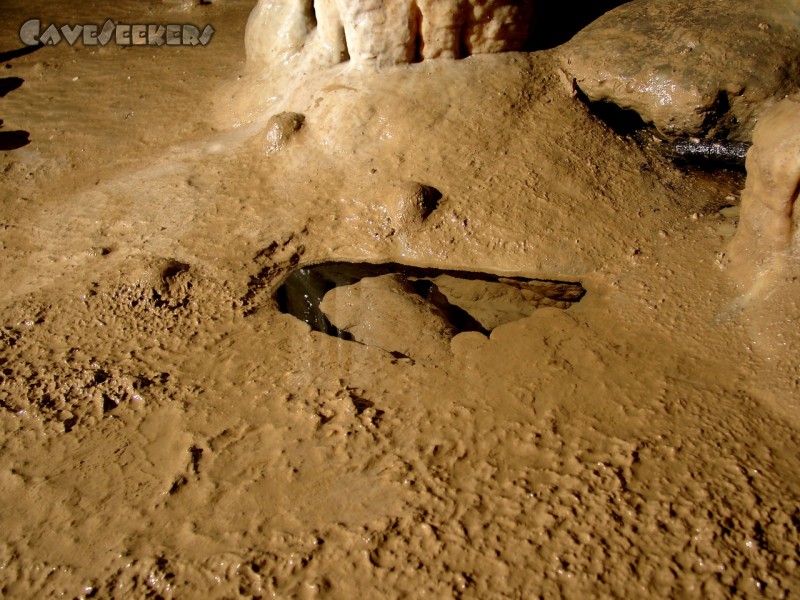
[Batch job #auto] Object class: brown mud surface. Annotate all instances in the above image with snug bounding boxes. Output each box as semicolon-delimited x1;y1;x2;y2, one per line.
0;1;799;598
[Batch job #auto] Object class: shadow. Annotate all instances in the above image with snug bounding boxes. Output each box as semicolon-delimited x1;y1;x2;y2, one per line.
0;44;43;64
573;86;651;139
419;184;442;218
0;77;23;97
0;60;32;151
0;130;30;150
528;0;631;50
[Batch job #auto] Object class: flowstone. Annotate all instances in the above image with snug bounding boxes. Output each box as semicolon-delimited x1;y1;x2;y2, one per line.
728;96;800;289
245;0;535;70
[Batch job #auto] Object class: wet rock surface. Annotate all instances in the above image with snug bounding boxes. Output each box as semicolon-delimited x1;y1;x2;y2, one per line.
320;273;456;360
561;0;800;140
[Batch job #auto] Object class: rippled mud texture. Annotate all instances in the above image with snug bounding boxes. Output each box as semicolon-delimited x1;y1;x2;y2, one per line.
1;0;800;598
561;0;800;140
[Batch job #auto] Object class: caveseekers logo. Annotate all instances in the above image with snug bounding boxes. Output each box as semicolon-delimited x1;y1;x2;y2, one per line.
20;19;215;47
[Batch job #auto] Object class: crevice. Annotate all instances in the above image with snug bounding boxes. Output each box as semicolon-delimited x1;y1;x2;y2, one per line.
410;1;424;63
454;19;465;60
190;445;203;476
306;0;318;29
102;393;119;413
168;475;188;495
574;85;748;172
341;27;350;61
408;279;489;334
460;19;475;59
275;261;586;340
700;89;731;137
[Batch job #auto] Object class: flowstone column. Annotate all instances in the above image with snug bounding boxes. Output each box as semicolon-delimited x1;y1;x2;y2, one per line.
245;0;535;71
728;96;800;290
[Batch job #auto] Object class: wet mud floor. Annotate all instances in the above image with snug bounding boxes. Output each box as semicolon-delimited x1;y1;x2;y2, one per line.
0;0;799;598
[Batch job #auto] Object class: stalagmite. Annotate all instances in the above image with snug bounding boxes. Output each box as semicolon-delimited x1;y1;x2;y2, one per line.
245;0;535;70
728;96;800;289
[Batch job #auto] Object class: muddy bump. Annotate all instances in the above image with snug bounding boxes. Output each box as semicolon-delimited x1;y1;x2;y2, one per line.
382;182;441;233
263;111;305;155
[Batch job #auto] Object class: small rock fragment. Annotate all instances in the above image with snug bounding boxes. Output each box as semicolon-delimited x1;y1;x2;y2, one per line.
263;111;305;155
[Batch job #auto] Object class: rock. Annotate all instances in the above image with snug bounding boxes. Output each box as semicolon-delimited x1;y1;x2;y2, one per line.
246;0;535;70
728;96;800;288
560;0;800;140
263;112;305;155
319;273;456;360
430;275;583;331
